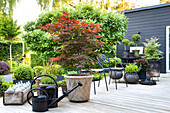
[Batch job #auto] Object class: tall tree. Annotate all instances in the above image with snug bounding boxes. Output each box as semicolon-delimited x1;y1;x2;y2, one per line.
0;15;21;67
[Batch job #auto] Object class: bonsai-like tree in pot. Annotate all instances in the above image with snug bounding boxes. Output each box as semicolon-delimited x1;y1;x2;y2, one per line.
122;39;129;58
142;37;163;77
132;34;141;57
39;11;104;102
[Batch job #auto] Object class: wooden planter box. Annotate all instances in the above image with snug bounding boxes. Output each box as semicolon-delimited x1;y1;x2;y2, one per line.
3;87;31;105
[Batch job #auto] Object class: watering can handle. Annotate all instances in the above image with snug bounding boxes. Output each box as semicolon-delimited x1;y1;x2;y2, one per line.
30;75;58;89
27;88;49;106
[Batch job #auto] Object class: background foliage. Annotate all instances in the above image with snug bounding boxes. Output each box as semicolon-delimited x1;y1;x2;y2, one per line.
23;4;128;60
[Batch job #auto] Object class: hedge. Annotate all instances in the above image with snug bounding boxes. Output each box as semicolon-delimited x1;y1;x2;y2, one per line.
0;41;23;61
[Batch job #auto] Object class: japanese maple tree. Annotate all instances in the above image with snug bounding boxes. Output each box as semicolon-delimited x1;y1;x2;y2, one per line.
40;11;104;73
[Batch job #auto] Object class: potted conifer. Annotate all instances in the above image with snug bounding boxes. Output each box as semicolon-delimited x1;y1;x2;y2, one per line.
39;11;104;102
142;37;163;77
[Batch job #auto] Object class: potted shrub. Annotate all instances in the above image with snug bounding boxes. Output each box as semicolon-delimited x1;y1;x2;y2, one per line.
142;37;163;77
132;34;141;57
108;57;123;79
39;11;103;102
0;62;10;75
13;65;34;84
135;58;149;80
128;41;135;57
125;63;140;83
122;39;130;58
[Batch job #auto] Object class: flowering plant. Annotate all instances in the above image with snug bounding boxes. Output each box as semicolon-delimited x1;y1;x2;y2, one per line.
135;58;149;70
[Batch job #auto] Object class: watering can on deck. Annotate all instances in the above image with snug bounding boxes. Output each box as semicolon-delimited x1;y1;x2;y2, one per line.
27;75;82;112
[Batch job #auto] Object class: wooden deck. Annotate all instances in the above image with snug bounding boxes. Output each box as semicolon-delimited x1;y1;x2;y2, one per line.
1;73;170;113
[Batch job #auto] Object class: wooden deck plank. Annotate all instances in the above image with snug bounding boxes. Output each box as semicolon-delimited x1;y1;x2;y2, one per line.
0;73;170;113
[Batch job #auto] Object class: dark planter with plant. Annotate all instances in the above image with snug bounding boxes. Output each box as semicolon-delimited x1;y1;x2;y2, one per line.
135;59;149;80
60;80;67;95
40;11;103;102
122;39;130;58
108;57;123;79
128;42;135;57
125;63;140;83
13;65;34;84
142;37;163;77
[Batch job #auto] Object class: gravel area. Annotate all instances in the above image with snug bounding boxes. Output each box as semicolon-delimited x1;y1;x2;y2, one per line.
0;73;14;82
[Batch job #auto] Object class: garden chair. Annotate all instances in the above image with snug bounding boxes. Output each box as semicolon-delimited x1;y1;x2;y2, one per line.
79;57;108;94
97;54;128;90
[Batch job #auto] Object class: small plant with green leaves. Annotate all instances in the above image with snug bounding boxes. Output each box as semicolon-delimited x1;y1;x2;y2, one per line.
132;34;141;47
128;41;135;47
13;65;34;80
122;39;129;50
142;37;163;61
109;57;122;67
125;63;140;73
33;66;44;76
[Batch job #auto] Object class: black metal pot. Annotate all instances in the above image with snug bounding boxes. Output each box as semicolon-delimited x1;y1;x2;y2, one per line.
109;71;123;79
137;69;146;80
125;73;139;83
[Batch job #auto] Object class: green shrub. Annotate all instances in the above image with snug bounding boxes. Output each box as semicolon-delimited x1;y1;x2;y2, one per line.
14;65;34;80
132;34;141;46
109;57;122;67
41;75;56;84
125;64;140;73
33;66;44;76
30;53;43;68
43;64;64;77
122;39;129;46
0;76;5;83
128;41;135;47
0;81;13;92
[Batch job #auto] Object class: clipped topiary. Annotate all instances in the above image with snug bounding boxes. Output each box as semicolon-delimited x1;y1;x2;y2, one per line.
128;41;135;47
14;65;34;80
132;34;141;46
122;39;129;50
0;62;10;75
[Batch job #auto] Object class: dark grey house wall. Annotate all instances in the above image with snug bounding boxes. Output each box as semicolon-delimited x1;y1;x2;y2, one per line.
117;4;170;73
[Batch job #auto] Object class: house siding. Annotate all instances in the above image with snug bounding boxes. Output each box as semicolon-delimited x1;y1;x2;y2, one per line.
117;5;170;73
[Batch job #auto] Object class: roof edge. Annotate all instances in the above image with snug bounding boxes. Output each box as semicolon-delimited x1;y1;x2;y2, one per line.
123;3;170;13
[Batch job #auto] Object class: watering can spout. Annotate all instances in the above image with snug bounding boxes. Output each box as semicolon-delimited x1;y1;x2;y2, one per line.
48;81;82;107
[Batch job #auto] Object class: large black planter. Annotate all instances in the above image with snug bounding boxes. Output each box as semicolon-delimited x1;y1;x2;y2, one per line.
122;50;129;58
124;73;139;84
148;60;160;77
137;69;146;80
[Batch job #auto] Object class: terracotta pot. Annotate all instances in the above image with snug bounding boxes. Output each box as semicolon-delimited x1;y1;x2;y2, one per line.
125;73;139;84
65;74;93;102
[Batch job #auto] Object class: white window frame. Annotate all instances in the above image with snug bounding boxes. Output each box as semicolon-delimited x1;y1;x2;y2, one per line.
166;26;170;72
